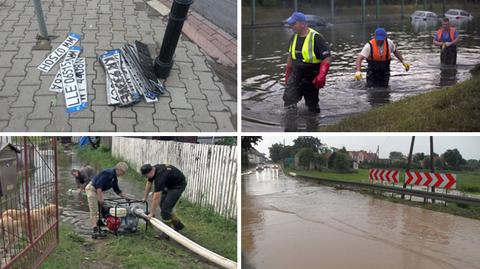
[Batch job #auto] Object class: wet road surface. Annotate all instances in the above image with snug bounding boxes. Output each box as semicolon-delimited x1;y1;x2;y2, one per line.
242;16;480;131
242;168;480;269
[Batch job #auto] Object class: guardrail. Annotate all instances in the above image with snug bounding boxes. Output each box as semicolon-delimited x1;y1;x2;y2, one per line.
293;174;480;207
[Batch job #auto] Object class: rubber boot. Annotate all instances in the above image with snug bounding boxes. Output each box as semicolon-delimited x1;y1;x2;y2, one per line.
308;105;320;114
97;219;106;227
171;213;185;231
98;228;107;238
92;227;99;239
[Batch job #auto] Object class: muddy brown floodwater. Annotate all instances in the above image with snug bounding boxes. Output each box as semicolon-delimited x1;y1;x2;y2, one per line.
242;168;480;269
58;148;147;236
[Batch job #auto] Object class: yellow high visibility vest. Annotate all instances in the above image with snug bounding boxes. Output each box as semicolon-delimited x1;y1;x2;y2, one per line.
289;28;321;64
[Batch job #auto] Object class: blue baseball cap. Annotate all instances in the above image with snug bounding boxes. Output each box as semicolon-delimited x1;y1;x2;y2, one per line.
375;28;387;40
286;12;306;25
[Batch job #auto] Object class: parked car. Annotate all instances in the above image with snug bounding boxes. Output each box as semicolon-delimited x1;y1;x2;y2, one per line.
445;9;473;21
283;14;327;27
410;10;439;22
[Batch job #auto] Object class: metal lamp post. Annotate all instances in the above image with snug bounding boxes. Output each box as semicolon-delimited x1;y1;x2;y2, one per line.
33;0;49;39
154;0;193;79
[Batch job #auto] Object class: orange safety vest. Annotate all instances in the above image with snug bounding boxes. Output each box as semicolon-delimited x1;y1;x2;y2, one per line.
436;27;457;42
368;38;391;62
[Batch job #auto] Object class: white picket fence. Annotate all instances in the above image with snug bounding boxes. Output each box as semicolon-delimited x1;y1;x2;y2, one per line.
111;137;238;219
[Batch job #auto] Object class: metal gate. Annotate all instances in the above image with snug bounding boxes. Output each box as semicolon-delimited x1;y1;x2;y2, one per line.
0;137;59;269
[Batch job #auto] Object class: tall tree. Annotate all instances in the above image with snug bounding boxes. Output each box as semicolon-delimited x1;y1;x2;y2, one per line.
241;136;262;151
293;136;323;153
389;151;404;160
334;151;351;172
297;148;315;169
269;143;283;162
442;149;465;170
413;152;425;163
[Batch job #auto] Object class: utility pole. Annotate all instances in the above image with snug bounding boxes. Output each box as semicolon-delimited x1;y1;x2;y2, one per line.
401;0;405;19
331;0;335;22
251;0;256;26
430;136;435;203
33;0;49;40
362;0;366;22
402;136;415;199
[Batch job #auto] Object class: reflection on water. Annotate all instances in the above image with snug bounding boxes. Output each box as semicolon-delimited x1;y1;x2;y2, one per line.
242;16;480;131
242;169;480;269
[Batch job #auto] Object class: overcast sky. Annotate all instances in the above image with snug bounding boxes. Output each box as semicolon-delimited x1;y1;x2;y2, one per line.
253;135;480;160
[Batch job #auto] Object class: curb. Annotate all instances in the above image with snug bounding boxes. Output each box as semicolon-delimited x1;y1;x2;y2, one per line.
150;0;237;67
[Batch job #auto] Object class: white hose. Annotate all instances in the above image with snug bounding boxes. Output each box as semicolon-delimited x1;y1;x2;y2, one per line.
132;207;237;269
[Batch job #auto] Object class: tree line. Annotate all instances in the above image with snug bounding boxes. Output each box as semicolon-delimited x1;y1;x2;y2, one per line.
266;136;480;172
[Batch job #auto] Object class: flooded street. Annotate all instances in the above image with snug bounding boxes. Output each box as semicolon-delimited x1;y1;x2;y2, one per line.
242;15;480;131
242;168;480;269
57;148;147;236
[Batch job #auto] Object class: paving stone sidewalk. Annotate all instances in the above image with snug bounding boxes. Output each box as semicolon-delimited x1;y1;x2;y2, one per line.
0;0;236;132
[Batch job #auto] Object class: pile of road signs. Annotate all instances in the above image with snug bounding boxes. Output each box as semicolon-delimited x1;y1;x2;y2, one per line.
405;171;457;189
37;33;88;113
99;41;165;106
369;168;400;184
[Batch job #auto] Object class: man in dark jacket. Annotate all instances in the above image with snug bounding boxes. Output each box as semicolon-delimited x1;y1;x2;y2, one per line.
141;163;187;235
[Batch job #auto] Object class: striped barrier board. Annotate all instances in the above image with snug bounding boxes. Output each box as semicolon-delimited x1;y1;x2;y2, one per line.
369;168;399;184
405;171;457;189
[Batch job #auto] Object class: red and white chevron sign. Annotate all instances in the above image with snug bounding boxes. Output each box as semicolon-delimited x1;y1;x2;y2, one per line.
405;171;457;189
369;169;399;183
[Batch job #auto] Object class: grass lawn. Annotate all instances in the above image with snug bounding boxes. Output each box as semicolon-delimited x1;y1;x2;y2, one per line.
289;167;480;220
320;66;480;131
292;168;480;193
41;146;237;269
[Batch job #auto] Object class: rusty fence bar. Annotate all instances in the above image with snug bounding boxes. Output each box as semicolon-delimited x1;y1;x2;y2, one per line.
1;137;59;269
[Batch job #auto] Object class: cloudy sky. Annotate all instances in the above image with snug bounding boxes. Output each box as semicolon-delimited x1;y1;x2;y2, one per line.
252;135;480;160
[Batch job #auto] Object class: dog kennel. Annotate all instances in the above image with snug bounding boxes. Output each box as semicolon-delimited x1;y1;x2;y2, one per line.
0;137;58;269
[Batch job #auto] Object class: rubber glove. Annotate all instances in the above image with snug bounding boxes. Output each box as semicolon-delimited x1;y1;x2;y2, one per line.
354;71;362;81
285;63;292;85
403;63;410;72
312;62;330;89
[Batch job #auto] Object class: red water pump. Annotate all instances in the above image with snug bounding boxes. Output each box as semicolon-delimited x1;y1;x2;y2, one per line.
106;215;121;232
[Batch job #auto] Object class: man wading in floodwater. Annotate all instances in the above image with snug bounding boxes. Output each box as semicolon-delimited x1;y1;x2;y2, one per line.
355;27;410;87
284;12;331;115
433;17;459;65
